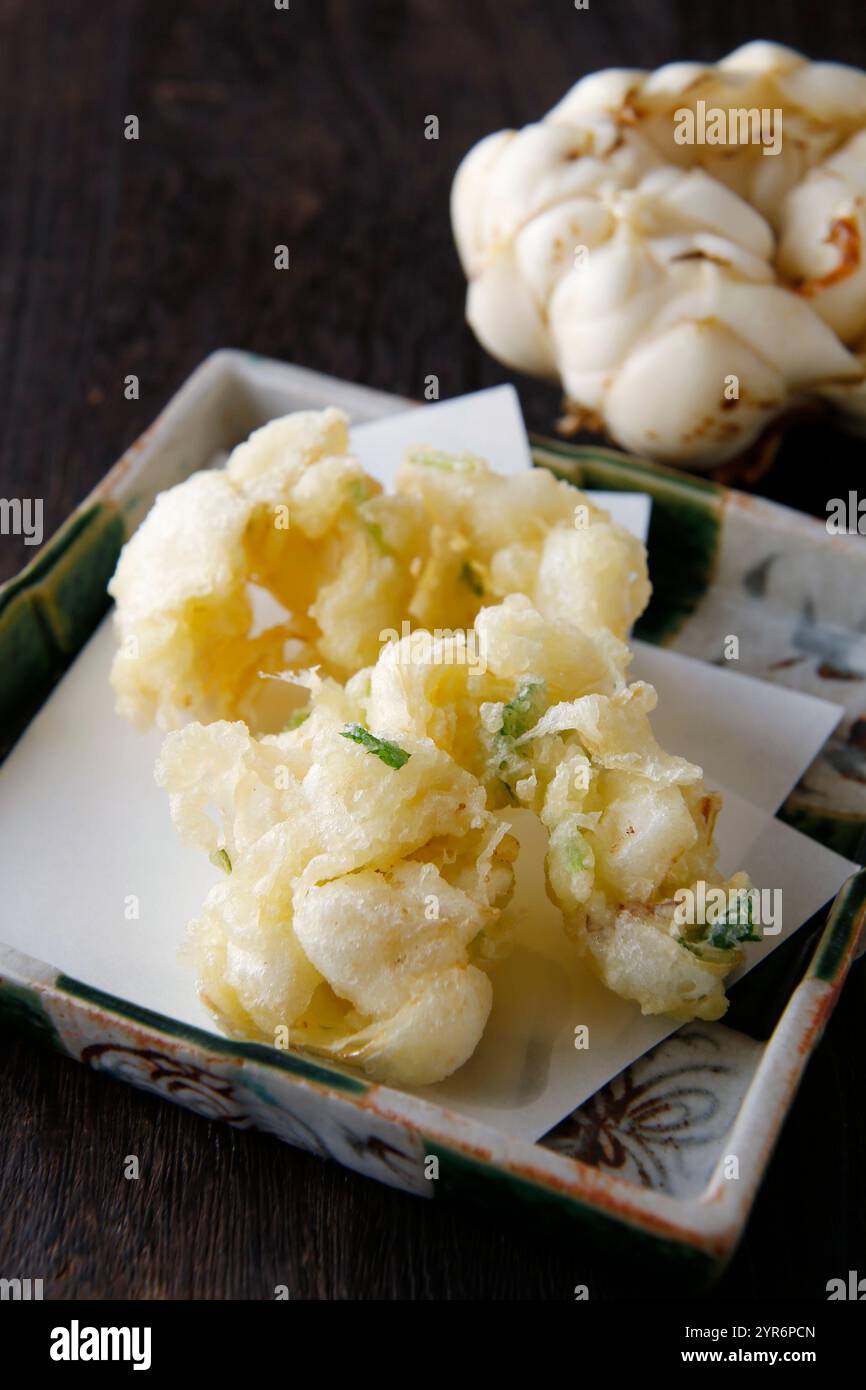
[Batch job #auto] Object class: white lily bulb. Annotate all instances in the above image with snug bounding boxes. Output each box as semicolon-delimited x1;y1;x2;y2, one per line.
452;42;866;468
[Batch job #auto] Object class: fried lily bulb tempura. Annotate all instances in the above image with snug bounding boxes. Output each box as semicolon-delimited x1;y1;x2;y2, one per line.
362;593;631;800
350;596;752;1022
493;681;753;1021
109;409;427;731
395;447;651;641
155;695;516;1086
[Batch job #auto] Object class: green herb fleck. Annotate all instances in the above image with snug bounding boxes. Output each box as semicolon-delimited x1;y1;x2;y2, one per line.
407;447;481;474
340;723;411;769
460;560;484;596
349;478;372;505
565;841;590;874
347;478;393;554
705;893;760;950
363;519;394;556
500;681;547;740
210;847;232;874
682;890;760;955
282;709;310;732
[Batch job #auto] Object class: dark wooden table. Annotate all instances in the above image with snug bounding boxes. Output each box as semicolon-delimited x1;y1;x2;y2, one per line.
1;0;864;1300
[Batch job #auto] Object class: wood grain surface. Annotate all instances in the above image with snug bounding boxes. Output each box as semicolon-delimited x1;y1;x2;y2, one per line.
1;0;864;1300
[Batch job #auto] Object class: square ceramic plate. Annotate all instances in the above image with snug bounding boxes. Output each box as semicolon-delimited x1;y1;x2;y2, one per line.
1;350;864;1287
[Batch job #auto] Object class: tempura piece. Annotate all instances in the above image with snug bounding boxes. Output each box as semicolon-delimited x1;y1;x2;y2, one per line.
395;447;651;641
349;598;752;1021
363;593;630;798
525;683;753;1021
155;698;516;1086
109;410;427;730
109;422;649;736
